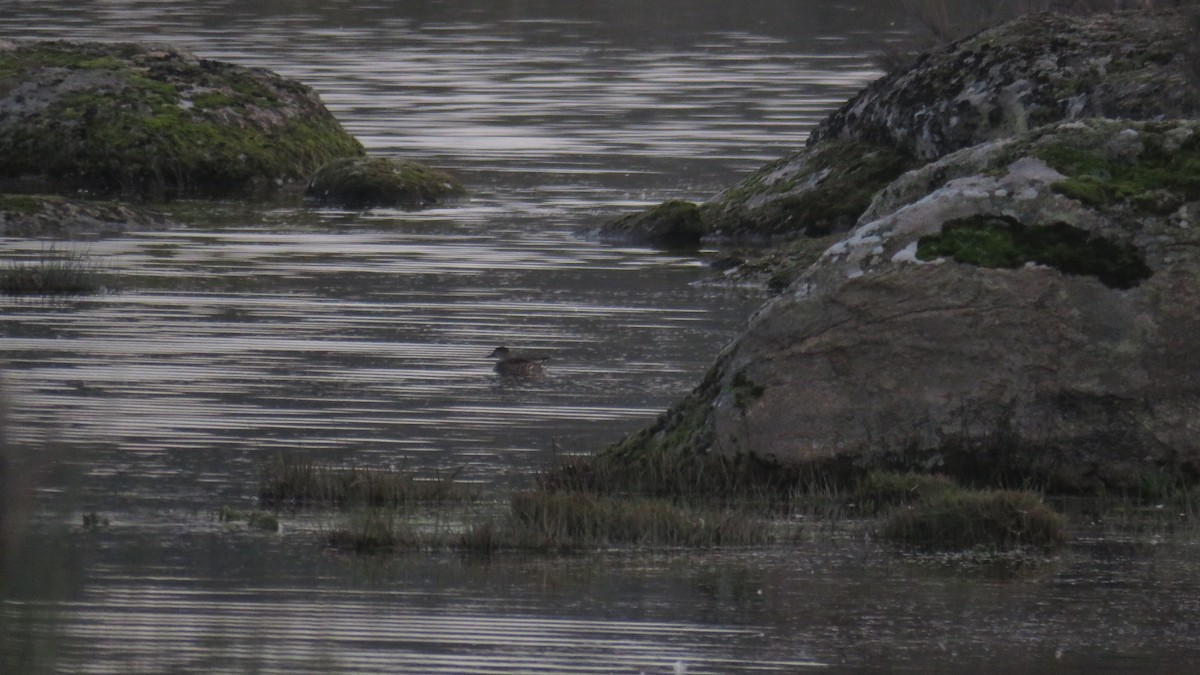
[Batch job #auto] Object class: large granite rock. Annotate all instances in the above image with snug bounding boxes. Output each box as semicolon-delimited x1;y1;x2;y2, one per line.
616;119;1200;491
0;40;364;198
811;10;1200;160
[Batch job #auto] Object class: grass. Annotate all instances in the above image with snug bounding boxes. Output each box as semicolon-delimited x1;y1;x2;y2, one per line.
0;249;107;296
326;509;419;553
879;485;1067;551
258;454;476;508
459;490;776;554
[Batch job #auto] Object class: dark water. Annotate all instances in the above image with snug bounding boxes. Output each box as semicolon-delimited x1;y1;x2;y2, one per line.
4;2;1200;673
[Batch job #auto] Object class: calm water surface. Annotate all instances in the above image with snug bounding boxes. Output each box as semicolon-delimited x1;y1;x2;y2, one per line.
4;2;1200;672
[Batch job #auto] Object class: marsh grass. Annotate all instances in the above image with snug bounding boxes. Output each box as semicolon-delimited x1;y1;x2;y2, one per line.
855;471;962;514
326;509;420;553
0;248;106;296
536;446;797;509
882;488;1067;551
459;490;775;554
258;455;476;508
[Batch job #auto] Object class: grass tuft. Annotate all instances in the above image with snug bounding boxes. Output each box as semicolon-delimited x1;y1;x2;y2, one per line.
258;454;476;508
326;509;417;553
881;487;1067;551
0;249;106;296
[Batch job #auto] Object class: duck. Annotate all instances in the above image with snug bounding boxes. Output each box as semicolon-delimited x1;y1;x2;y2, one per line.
488;346;549;377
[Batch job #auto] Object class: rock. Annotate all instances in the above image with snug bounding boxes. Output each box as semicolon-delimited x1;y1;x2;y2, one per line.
0;40;364;198
614;119;1200;492
702;139;917;242
601;11;1199;256
599;199;706;248
598;140;915;248
304;156;466;209
0;193;174;238
811;11;1200;161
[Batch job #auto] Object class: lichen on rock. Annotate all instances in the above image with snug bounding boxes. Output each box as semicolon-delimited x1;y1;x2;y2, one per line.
0;40;364;198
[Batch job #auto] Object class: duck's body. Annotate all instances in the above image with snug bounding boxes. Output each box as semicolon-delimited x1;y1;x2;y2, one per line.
488;346;549;377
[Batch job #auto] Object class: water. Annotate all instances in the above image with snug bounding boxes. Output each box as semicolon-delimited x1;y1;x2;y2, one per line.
4;2;1200;672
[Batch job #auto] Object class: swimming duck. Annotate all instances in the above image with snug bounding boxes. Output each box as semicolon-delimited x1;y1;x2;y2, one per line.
488;346;549;377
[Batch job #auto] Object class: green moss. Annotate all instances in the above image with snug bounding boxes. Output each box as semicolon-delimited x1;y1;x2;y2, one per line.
730;369;765;411
189;91;236;109
0;194;47;214
1038;134;1200;213
916;215;1152;289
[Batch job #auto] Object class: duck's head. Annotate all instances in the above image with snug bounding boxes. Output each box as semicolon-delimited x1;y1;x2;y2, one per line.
488;346;511;359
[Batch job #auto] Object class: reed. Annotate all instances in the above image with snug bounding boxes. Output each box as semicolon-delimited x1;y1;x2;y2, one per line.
258;454;475;508
537;446;796;508
0;248;106;296
326;509;419;553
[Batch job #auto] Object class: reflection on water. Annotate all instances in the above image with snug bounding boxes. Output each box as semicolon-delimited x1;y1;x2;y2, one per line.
4;1;1200;672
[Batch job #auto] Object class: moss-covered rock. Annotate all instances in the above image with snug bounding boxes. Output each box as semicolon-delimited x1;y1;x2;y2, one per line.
915;214;1152;289
0;193;173;238
701;139;917;241
0;40;364;198
597;140;915;250
598;199;706;248
304;156;466;209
